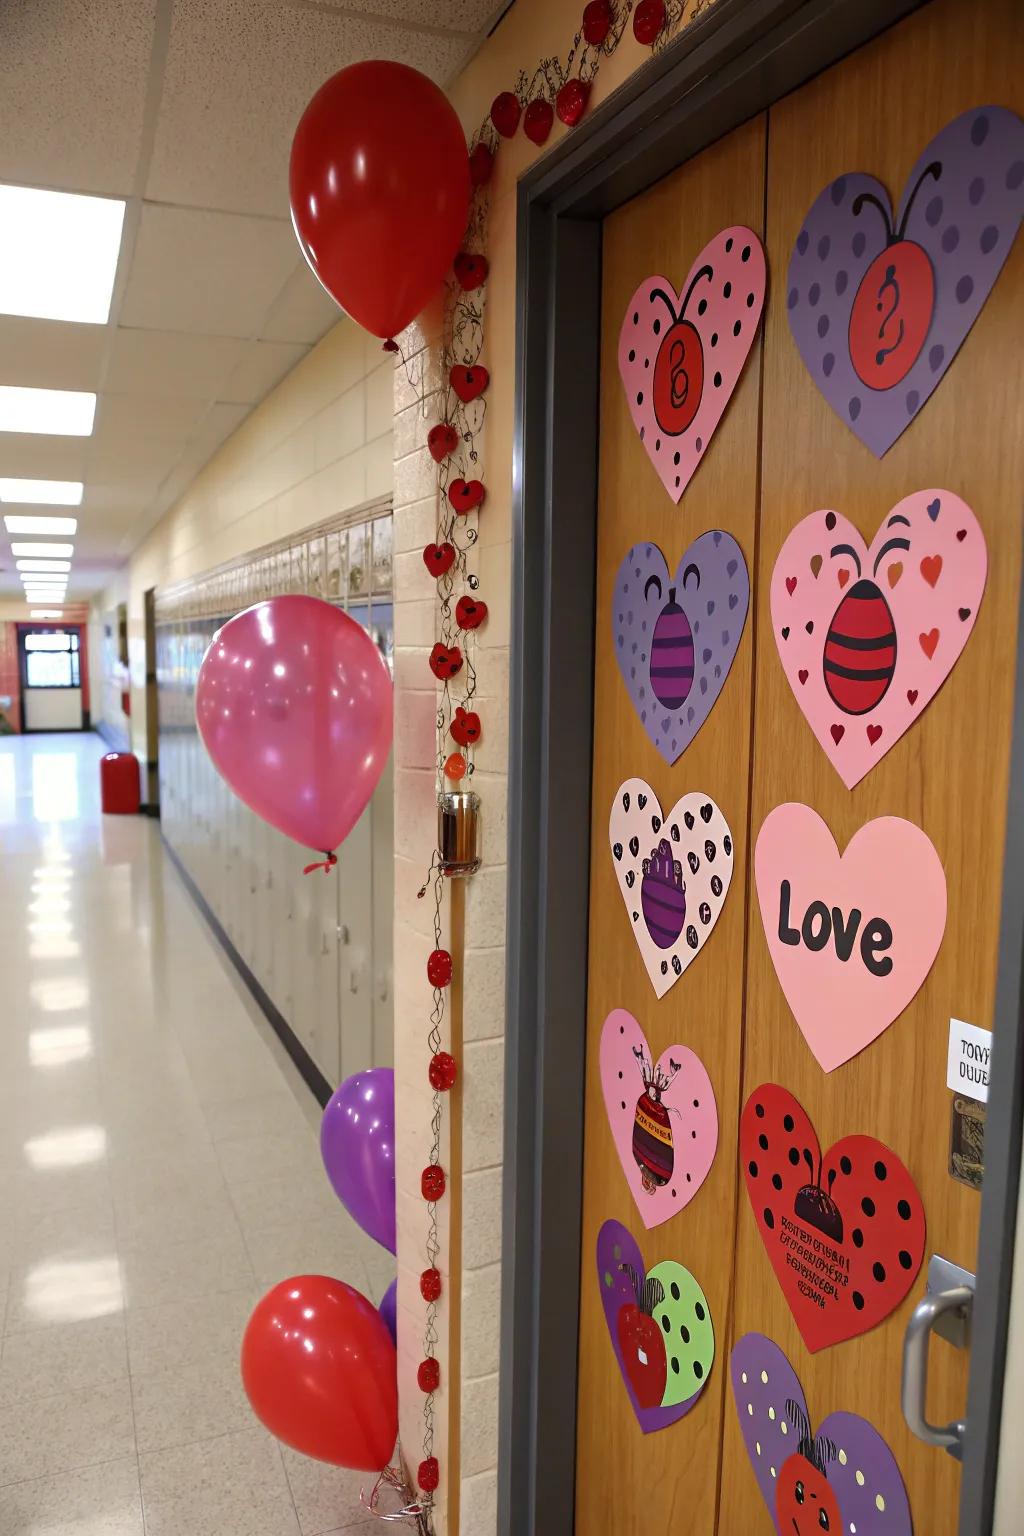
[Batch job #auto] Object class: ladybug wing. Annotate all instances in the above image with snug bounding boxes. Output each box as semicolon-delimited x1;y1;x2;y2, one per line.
786;172;890;451
611;541;673;750
899;105;1024;430
817;1410;913;1536
730;1332;808;1534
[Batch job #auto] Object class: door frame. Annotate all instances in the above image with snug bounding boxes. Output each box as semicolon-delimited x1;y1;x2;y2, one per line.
500;1;1024;1532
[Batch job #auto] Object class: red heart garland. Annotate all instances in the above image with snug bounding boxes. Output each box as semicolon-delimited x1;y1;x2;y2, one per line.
633;0;666;45
422;543;455;578
429;643;463;680
427;424;459;463
448;478;485;514
556;79;590;127
523;99;554;145
490;91;521;138
455;595;488;631
741;1084;925;1353
450;365;489;404
582;0;612;45
454;252;489;292
468;143;494;187
450;707;481;747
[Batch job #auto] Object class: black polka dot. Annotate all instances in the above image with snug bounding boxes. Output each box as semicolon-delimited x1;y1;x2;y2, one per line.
636;392;643;406
980;225;999;255
755;1103;765;1118
873;1261;886;1283
633;312;638;324
925;195;943;227
956;274;975;304
655;438;660;452
874;1161;887;1181
628;349;635;362
746;292;755;308
733;319;742;336
861;1196;876;1218
723;281;732;298
840;1155;852;1176
897;1199;912;1221
653;318;661;335
783;1115;794;1133
671;1357;680;1375
725;236;733;252
672;451;680;466
849;396;861;421
693;1359;704;1379
620;1100;626;1110
670;1282;680;1301
693;1099;700;1109
710;332;718;347
758;1133;768;1151
899;1250;913;1270
661;1314;671;1332
694;1302;705;1322
617;1071;622;1079
852;1291;865;1311
771;1173;783;1192
713;372;722;388
697;298;707;316
852;231;866;257
852;1228;863;1248
764;1208;775;1230
808;282;820;307
680;1323;690;1343
788;1148;800;1166
817;314;830;339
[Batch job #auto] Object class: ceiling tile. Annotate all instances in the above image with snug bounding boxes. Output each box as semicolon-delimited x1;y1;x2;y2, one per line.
310;0;506;29
0;318;107;392
0;0;157;195
0;435;90;479
260;263;340;345
221;340;308;404
118;204;299;338
145;0;473;217
105;329;245;399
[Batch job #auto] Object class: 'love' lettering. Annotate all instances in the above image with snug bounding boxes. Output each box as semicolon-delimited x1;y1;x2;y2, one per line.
777;880;893;978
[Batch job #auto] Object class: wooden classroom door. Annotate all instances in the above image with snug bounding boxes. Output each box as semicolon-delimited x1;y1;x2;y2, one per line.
576;0;1024;1531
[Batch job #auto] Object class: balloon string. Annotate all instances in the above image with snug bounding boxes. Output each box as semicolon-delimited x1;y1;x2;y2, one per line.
302;851;338;875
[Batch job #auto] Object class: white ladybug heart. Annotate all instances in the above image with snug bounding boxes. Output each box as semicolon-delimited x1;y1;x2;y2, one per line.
609;779;734;998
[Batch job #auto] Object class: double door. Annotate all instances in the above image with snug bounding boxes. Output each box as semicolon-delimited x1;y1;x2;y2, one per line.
576;0;1024;1530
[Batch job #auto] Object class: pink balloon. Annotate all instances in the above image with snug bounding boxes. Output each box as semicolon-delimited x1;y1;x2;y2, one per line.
196;595;393;855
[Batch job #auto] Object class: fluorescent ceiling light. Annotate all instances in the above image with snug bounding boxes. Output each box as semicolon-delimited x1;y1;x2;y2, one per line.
0;387;96;437
0;184;125;325
0;479;83;505
4;516;78;535
10;543;74;558
30;609;64;618
23;583;67;594
17;560;71;572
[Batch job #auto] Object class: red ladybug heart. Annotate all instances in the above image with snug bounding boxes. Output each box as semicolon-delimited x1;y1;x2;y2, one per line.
450;365;489;404
741;1084;925;1353
429;643;463;681
555;78;590;128
450;707;481;747
427;424;458;463
582;0;611;45
456;596;488;631
423;543;455;578
490;91;521;138
454;252;489;292
448;478;485;514
633;0;666;45
523;99;554;146
468;143;494;187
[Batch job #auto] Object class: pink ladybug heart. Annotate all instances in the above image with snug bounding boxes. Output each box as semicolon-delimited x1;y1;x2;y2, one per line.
599;1009;718;1229
755;803;947;1072
618;226;766;502
771;490;987;788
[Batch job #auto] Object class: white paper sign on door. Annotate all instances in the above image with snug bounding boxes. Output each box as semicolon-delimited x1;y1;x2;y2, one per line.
946;1018;993;1103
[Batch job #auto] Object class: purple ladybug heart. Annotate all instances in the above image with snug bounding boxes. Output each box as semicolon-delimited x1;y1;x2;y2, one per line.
788;104;1024;458
731;1333;913;1535
612;531;749;764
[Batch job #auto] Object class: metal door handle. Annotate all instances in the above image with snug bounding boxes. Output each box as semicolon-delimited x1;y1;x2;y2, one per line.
901;1284;973;1460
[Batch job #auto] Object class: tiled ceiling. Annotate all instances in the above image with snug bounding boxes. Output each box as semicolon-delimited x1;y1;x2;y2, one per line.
0;0;507;601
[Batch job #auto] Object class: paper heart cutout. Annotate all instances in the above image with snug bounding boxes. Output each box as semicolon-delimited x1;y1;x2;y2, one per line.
731;1333;913;1534
612;531;749;764
772;491;987;787
741;1085;925;1352
788;104;1024;457
597;1218;714;1433
618;226;766;502
427;423;458;463
450;365;488;404
422;542;455;578
755;802;946;1071
449;706;480;747
599;1009;717;1228
448;477;485;514
428;643;462;680
455;595;487;631
610;779;734;999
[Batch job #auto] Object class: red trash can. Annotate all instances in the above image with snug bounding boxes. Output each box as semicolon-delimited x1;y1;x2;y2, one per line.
100;752;141;814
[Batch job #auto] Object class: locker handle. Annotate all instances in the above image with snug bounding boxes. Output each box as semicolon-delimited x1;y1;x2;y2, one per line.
901;1282;973;1461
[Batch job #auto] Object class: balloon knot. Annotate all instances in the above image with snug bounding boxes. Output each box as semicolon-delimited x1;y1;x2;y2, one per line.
302;851;338;875
382;337;399;353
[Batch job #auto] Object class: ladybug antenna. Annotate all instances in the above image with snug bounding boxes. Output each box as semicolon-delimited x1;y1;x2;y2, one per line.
648;286;681;325
896;160;942;241
632;1044;652;1087
815;1434;839;1471
830;541;863;578
871;533;911;577
619;1263;664;1317
802;1147;817;1183
680;263;714;317
681;561;701;591
644;573;663;603
826;1166;838;1196
851;189;895;242
785;1399;817;1464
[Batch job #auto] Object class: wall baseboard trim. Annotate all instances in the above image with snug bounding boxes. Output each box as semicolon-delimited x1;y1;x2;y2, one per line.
161;831;333;1109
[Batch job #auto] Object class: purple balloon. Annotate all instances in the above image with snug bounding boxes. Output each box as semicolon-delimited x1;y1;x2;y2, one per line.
379;1277;397;1344
320;1068;396;1254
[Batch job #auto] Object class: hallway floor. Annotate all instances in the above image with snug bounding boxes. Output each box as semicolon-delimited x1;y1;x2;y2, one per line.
0;733;383;1534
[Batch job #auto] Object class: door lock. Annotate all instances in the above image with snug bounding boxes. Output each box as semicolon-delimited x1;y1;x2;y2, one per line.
901;1254;974;1461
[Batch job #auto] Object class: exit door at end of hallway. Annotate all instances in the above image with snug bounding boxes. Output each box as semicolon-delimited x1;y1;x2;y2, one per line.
19;626;85;732
510;0;1024;1532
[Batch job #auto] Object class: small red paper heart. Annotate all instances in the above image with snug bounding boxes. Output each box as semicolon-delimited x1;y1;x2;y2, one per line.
907;689;919;705
582;0;611;44
429;643;463;680
798;669;808;685
785;576;797;595
427;424;458;463
454;252;489;291
422;543;455;578
956;528;967;542
555;78;590;127
919;628;939;659
490;90;521;138
448;478;485;514
838;568;850;588
523;98;554;146
450;707;481;747
742;1084;925;1353
456;596;488;631
920;554;943;588
450;365;489;404
468;143;494;187
867;724;883;745
633;0;666;45
830;723;845;744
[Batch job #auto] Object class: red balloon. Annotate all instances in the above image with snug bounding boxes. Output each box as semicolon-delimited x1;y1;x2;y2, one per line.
242;1276;397;1471
290;62;470;342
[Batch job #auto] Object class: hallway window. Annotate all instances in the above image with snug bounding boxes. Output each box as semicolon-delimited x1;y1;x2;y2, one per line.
24;629;80;687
